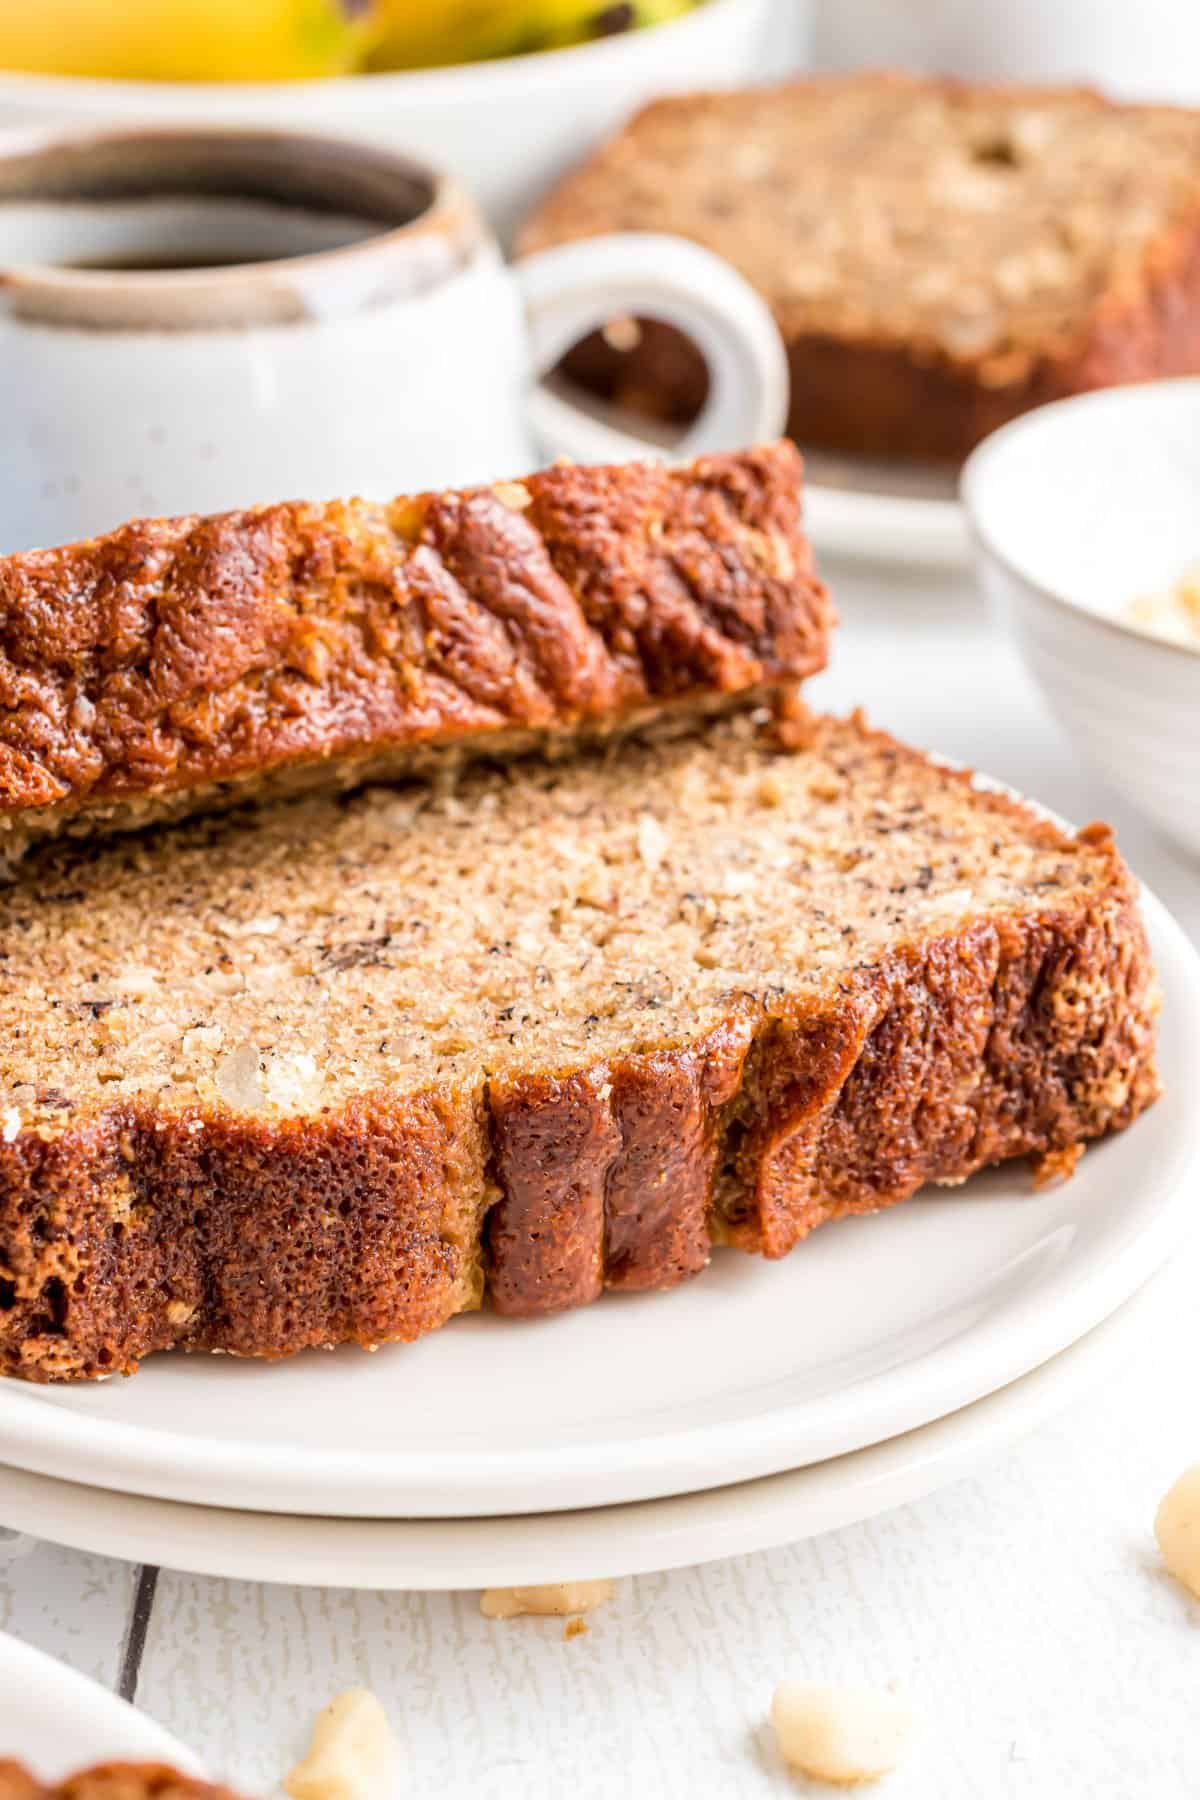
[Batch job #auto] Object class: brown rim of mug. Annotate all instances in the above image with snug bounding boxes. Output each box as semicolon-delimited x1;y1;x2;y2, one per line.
0;123;485;329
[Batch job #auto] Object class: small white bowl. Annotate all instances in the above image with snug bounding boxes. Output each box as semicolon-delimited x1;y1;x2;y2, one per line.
961;380;1200;861
0;0;787;242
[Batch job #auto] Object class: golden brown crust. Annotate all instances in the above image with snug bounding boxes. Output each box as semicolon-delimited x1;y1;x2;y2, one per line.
0;1767;239;1800
522;75;1200;463
0;1766;41;1800
0;443;831;856
0;1092;491;1378
778;220;1200;460
0;717;1160;1383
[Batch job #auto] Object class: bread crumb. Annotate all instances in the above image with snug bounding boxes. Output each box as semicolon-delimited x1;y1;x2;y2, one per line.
1031;1141;1084;1189
216;914;281;939
636;813;668;870
285;1688;397;1800
112;967;160;999
1;1107;19;1143
480;1579;614;1619
771;1682;913;1787
773;688;819;750
1155;1464;1200;1599
564;1617;589;1640
491;481;532;512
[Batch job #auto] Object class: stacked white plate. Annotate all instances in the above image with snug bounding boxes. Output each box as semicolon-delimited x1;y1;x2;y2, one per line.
1;884;1198;1591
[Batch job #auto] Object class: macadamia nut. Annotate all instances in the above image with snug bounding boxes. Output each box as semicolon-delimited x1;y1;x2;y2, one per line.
480;1579;614;1619
1155;1463;1200;1599
771;1681;913;1787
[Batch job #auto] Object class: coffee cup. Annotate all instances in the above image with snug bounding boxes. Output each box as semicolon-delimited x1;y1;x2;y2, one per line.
0;125;788;552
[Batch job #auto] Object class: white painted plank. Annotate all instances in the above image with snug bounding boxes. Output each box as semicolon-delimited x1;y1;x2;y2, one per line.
0;1533;134;1690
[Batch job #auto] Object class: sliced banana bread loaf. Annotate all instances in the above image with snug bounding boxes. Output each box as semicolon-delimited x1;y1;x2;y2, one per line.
0;442;830;863
520;74;1200;462
0;709;1159;1382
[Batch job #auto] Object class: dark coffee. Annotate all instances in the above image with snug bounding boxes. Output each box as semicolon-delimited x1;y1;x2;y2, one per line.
1;130;439;277
60;244;354;273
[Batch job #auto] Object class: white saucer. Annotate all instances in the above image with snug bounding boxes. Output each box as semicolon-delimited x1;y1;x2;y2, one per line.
803;452;967;567
0;1631;203;1778
804;483;966;566
0;1268;1169;1590
3;886;1196;1521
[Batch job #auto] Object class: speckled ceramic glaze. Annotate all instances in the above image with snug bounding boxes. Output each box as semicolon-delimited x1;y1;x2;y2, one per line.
0;125;787;551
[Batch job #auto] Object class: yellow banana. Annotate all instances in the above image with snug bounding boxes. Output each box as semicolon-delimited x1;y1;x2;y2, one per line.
0;0;383;81
370;1;538;68
535;1;699;49
0;0;700;82
370;0;699;71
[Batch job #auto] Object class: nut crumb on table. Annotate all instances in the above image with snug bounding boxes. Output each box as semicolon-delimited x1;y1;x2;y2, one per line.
284;1689;397;1800
1155;1464;1200;1600
480;1580;615;1619
771;1681;914;1787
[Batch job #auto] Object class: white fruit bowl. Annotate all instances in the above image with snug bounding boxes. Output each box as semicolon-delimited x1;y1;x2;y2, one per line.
0;0;787;242
961;380;1200;861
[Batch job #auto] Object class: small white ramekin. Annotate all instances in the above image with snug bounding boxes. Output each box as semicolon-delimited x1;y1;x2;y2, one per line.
961;381;1200;861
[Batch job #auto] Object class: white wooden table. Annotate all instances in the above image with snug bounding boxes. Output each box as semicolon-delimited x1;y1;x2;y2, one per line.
3;559;1198;1799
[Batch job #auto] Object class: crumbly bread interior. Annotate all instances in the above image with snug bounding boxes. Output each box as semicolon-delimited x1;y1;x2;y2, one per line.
0;710;1119;1133
522;75;1200;377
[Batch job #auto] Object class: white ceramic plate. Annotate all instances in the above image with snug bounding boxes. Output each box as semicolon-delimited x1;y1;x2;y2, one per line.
802;451;967;566
0;1632;203;1778
1;885;1195;1520
0;1269;1170;1589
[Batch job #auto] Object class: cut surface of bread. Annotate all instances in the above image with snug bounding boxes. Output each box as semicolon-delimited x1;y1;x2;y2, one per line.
0;711;1159;1382
0;1766;239;1800
0;442;830;862
520;74;1200;461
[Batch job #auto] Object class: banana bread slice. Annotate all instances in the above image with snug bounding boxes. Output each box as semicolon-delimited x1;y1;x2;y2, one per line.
0;442;830;864
0;710;1159;1382
520;74;1200;462
0;1768;238;1800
